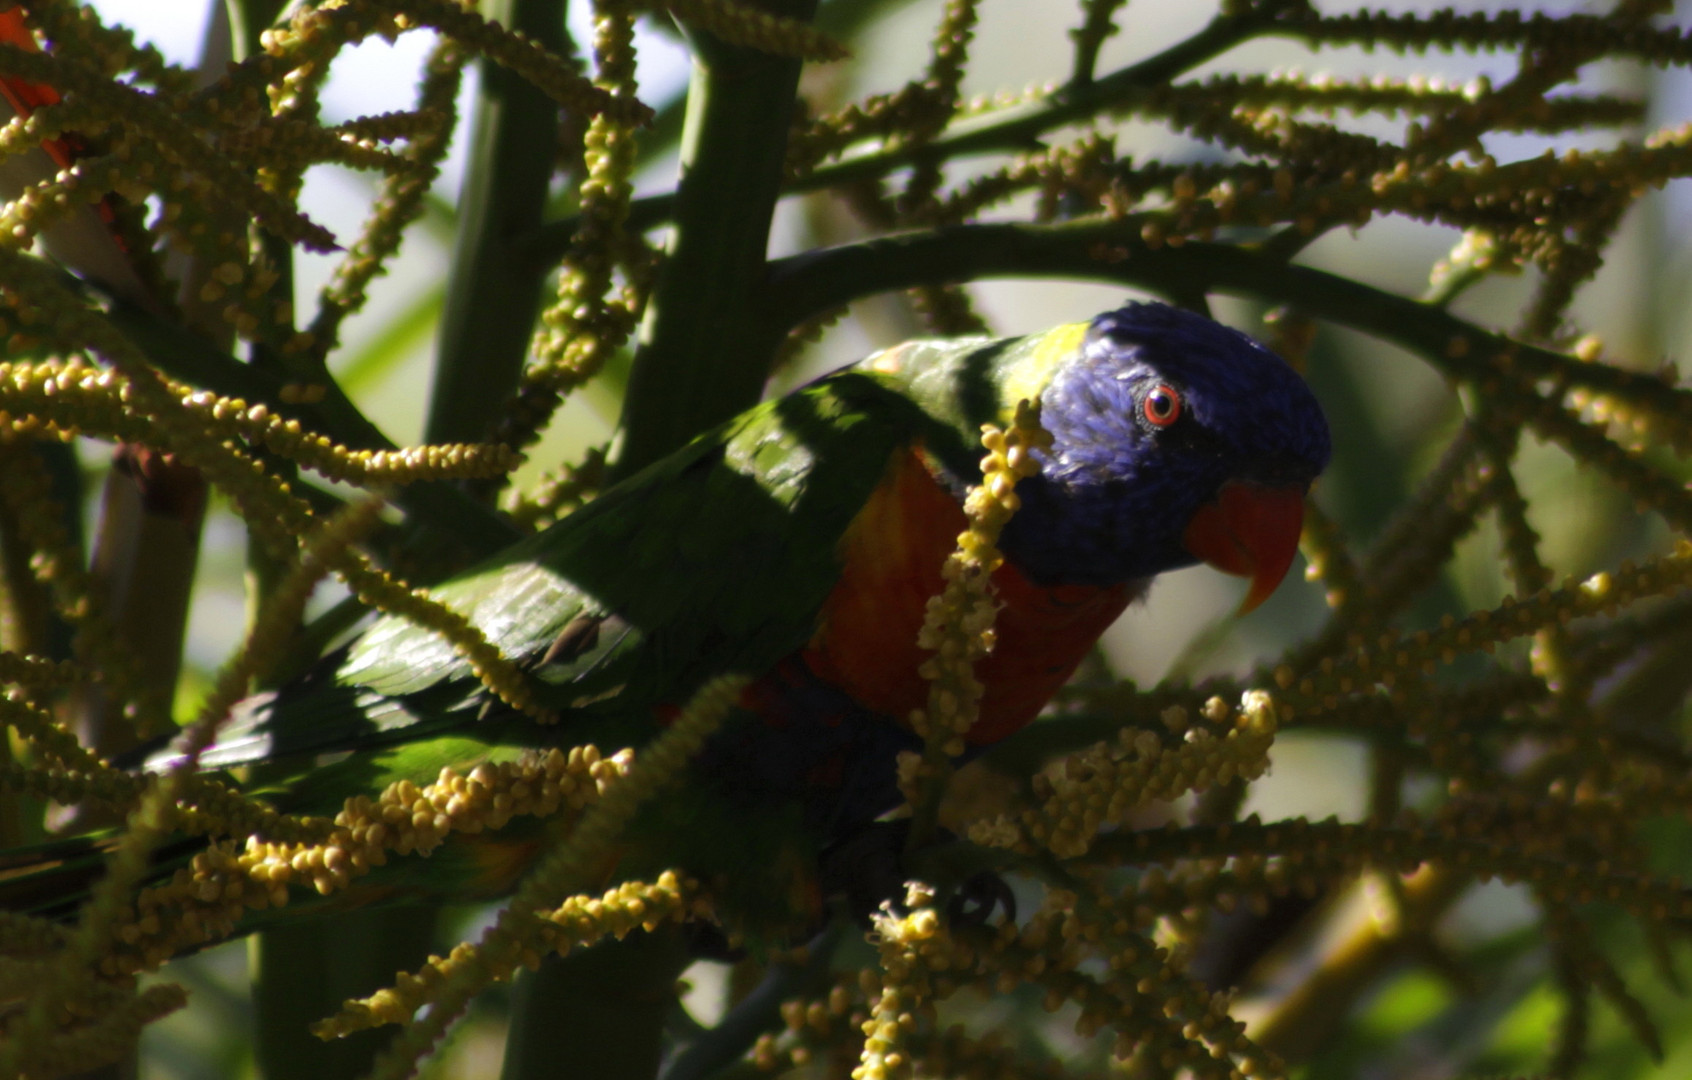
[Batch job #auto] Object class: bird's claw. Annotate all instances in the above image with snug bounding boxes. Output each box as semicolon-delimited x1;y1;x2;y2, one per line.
819;820;1017;929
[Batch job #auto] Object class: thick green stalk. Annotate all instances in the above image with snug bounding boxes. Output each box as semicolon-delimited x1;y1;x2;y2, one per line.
427;0;567;446
251;908;438;1080
611;0;821;480
500;928;692;1080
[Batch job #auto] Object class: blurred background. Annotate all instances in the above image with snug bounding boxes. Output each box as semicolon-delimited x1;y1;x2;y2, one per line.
59;0;1690;1074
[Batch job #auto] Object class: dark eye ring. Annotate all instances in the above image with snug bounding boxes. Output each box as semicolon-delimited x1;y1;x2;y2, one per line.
1142;383;1183;427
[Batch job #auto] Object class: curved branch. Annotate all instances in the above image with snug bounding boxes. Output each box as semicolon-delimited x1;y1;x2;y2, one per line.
762;222;1692;416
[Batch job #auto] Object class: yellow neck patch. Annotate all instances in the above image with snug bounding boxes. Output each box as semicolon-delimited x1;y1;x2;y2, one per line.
998;320;1090;421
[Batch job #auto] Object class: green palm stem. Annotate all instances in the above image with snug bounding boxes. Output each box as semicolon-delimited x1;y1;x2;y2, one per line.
501;925;693;1080
761;224;1621;392
427;0;566;448
253;907;442;1080
610;0;821;480
204;3;443;1077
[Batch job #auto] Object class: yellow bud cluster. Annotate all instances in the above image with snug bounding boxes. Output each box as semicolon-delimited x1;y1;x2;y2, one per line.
786;87;922;177
1568;383;1692;458
0;909;68;959
0;694;107;775
1507;385;1692;535
1276;544;1692;722
219;114;406;174
840;881;1265;1076
1077;112;1692;264
178;389;520;485
506;9;641;454
0;151;123;256
504;446;607;533
0;756;157;825
332;109;437;144
908;402;1051;756
1296;499;1362;614
0;437;171;732
99;747;627;975
1104;813;1692;937
1007;888;1268;1072
929;133;1116;225
0;650;87;689
913;0;981;134
319;939;481;1035
958;400;1052;566
0;358;145;444
538;871;699;956
0;35;337;253
173;775;336;846
753;980;864;1071
179;500;388;769
970;693;1279;858
856;883;944;1080
319;871;700;1037
304;42;465;367
315;676;744;1063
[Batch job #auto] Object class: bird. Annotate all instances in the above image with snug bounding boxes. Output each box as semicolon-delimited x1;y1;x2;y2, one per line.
0;302;1331;966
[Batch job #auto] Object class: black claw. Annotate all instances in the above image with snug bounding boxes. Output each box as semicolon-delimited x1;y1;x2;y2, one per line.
819;822;1017;930
946;870;1016;927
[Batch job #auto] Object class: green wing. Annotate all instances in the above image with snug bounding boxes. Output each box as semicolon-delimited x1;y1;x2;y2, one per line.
191;370;951;781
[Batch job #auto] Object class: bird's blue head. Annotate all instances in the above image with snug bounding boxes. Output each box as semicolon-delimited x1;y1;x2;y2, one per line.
1000;302;1332;603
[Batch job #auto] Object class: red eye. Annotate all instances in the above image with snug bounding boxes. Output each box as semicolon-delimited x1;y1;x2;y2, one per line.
1143;383;1182;427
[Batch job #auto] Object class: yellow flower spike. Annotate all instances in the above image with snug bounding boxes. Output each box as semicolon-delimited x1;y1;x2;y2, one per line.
965;692;1278;858
320;675;743;1077
91;742;623;978
503;445;609;533
0;44;332;252
307;38;466;363
856;884;945;1080
904;401;1048;847
1259;544;1692;730
171;383;521;485
495;7;643;458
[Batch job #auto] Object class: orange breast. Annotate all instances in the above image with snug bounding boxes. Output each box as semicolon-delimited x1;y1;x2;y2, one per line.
803;447;1132;746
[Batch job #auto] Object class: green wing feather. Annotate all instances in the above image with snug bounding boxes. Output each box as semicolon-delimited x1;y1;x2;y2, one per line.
221;371;940;773
207;321;1088;778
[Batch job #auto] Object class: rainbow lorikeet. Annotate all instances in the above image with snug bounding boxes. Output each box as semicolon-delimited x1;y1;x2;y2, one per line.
2;304;1329;953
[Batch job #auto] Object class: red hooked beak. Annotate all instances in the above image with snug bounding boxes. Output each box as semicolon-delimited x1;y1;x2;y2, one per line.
1181;482;1308;615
